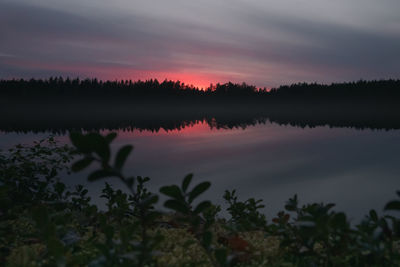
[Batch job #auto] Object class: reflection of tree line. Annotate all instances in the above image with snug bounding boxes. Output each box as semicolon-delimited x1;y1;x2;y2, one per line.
1;105;400;133
1;78;400;132
0;113;269;134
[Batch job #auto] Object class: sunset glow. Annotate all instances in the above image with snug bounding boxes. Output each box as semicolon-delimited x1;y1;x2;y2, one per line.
1;0;400;87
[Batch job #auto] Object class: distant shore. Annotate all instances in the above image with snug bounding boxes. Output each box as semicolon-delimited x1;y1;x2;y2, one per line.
1;78;400;132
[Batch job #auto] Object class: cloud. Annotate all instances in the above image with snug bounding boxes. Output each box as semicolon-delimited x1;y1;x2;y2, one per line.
1;0;399;86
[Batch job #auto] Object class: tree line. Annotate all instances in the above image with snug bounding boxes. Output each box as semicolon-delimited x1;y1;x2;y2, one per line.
1;77;398;98
0;77;260;97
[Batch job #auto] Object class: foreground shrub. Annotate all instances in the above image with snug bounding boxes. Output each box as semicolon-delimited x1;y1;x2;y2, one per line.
0;133;399;266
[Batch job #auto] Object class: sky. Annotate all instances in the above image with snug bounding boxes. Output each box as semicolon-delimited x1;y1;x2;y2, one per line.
1;0;399;88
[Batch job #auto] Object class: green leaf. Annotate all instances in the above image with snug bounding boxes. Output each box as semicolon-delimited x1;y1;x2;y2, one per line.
285;194;298;211
126;177;134;188
369;209;378;221
182;173;193;192
71;157;93;172
86;133;110;162
105;132;117;144
141;194;159;207
70;132;92;153
202;231;212;249
114;145;133;170
194;201;211;214
189;182;211;203
384;200;400;211
88;169;116;181
144;211;161;224
214;248;228;266
54;182;66;195
331;212;347;228
32;206;49;227
160;185;184;201
47;238;65;258
164;199;189;214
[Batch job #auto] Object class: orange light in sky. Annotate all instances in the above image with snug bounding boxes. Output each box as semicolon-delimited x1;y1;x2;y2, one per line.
122;71;228;90
4;58;234;90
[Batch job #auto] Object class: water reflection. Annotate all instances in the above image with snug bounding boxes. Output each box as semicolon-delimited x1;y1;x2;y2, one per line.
2;104;400;134
1;120;400;221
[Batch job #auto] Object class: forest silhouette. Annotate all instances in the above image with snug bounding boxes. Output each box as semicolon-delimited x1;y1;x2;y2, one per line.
1;78;400;132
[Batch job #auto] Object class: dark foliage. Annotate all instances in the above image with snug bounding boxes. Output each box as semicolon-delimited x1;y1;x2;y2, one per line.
2;78;400;133
0;78;260;97
1;132;400;266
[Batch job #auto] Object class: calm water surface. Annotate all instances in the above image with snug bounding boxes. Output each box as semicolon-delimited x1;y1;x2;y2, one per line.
1;121;399;221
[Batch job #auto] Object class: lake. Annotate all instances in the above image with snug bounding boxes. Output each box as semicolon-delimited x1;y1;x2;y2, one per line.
1;119;399;221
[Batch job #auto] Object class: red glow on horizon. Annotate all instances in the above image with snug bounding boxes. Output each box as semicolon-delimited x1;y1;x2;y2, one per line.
119;71;226;90
3;58;266;90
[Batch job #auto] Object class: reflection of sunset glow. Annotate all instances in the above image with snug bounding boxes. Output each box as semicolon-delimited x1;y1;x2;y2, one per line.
115;120;213;139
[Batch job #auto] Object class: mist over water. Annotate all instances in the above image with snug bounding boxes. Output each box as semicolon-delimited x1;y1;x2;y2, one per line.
1;120;399;221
